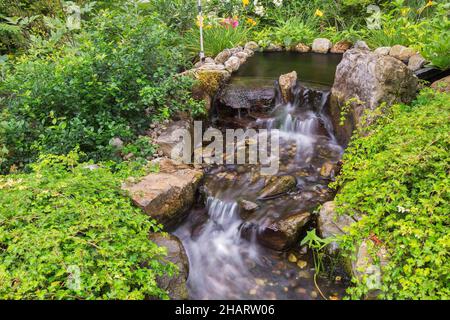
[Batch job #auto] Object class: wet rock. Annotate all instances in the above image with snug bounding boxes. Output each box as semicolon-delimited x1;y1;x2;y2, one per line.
224;56;241;72
109;137;124;150
148;233;189;300
353;40;370;51
330;40;352;53
431;75;450;92
239;199;259;213
389;45;416;63
123;159;204;228
352;240;389;299
155;120;193;160
312;38;332;54
258;212;311;251
320;161;337;178
258;175;297;199
279;71;298;103
329;49;418;146
374;46;391;56
317;201;358;254
294;43;311;53
215;49;232;64
408;54;427;71
244;41;259;51
218;83;276;110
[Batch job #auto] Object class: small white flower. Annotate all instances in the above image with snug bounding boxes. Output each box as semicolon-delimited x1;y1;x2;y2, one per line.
254;4;265;16
273;0;283;7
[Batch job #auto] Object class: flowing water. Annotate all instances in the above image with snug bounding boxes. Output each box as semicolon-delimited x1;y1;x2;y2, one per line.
174;52;348;300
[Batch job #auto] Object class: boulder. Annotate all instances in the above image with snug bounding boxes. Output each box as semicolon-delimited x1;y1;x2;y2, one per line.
353;41;370;51
408;53;427;71
352;240;389;299
317;201;358;254
244;41;259;51
218;83;276;110
312;38;332;54
374;46;391;56
196;63;226;71
215;49;232;64
294;43;311;53
155;120;193;160
192;69;231;97
244;48;255;57
265;43;283;52
389;45;416;63
258;175;297;199
431;75;450;92
258;212;311;251
224;56;241;72
109;137;124;150
329;49;418;146
234;51;248;64
148;233;189;300
123;159;204;228
279;71;298;103
330;40;352;53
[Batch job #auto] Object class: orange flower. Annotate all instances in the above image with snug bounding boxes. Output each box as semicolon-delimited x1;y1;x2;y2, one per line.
246;17;257;26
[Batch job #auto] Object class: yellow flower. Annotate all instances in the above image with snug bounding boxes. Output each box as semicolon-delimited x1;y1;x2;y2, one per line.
196;15;204;28
246;17;257;26
401;7;410;16
242;0;249;7
418;0;434;13
315;9;324;17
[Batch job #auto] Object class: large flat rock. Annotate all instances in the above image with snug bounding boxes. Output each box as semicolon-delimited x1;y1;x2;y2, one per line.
123;159;203;228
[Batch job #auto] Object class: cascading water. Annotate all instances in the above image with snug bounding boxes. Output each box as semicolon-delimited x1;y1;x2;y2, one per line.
174;52;347;300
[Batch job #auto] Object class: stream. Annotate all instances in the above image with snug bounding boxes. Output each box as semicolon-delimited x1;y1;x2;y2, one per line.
174;52;348;300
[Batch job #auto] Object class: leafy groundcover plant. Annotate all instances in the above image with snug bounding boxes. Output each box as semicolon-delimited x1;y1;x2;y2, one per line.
333;89;450;299
0;150;175;299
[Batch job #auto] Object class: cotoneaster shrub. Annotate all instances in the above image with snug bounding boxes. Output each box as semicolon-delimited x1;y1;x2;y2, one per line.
0;150;175;299
332;89;450;299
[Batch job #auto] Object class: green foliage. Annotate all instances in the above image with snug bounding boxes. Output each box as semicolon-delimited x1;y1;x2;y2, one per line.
0;7;200;173
183;22;251;60
0;150;176;299
254;17;318;47
332;89;450;299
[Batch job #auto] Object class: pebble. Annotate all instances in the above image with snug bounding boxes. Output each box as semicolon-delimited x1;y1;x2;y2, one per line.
249;289;257;295
255;278;265;286
288;253;298;263
310;291;318;299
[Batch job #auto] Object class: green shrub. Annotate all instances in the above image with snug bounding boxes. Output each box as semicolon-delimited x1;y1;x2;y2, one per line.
0;150;175;299
332;89;450;299
0;7;201;173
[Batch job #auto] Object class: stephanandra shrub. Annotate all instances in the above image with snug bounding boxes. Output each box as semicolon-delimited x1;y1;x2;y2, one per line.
332;89;450;299
0;150;176;299
0;6;204;173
